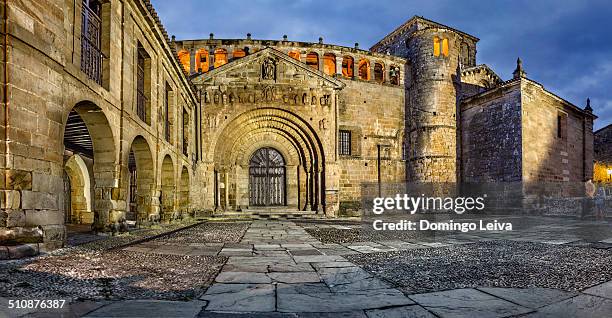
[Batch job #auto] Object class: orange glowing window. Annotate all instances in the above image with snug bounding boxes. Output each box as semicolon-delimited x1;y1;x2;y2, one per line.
374;63;384;82
177;49;190;73
233;49;246;59
342;56;354;78
195;49;209;73
323;53;336;75
288;51;301;61
306;52;319;70
433;37;441;57
358;59;370;80
441;38;449;57
214;48;228;68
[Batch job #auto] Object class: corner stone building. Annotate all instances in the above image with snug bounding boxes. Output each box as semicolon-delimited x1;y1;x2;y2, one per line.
1;1;597;252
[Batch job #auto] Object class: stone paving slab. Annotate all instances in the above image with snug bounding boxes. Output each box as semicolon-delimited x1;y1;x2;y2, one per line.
365;305;437;318
583;281;612;300
409;288;532;318
84;300;207;318
268;272;321;283
277;289;414;312
532;294;612;318
201;284;275;312
478;287;579;309
215;272;272;284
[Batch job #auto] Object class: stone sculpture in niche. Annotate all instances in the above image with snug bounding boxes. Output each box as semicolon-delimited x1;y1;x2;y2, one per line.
262;58;276;80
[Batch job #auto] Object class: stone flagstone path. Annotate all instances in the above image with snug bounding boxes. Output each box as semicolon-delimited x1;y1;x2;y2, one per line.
200;221;417;314
7;219;611;317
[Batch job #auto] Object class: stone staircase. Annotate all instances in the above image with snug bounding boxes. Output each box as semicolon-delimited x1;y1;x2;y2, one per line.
201;207;321;221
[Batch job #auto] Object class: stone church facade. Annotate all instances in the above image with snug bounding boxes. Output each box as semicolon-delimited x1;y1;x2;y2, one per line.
0;0;597;252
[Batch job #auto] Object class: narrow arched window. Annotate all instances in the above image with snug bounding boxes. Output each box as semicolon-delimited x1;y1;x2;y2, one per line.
374;63;384;82
214;48;228;68
232;49;246;59
177;49;190;73
195;49;209;73
323;53;336;76
306;52;319;70
433;37;441;56
441;38;449;57
288;51;300;61
342;56;354;78
358;59;370;80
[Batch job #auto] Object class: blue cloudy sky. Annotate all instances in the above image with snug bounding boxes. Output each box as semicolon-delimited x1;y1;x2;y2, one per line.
151;0;612;130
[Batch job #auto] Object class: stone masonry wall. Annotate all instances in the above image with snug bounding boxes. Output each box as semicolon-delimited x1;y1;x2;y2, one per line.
1;0;197;252
521;80;593;183
460;81;522;182
337;79;406;214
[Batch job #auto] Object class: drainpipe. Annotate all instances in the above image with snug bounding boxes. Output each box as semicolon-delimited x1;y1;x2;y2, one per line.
3;0;10;199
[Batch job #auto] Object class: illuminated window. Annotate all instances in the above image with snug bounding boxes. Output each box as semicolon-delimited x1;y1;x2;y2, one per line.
441;38;449;56
232;49;246;59
433;37;440;57
195;49;209;73
288;51;300;61
374;63;384;82
214;48;228;68
177;49;190;73
358;59;370;80
323;53;336;75
342;56;354;78
306;52;319;70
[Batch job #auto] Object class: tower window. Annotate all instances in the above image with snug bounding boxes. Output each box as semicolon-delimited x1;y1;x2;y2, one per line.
441;38;449;56
433;37;441;57
434;37;449;57
339;130;352;155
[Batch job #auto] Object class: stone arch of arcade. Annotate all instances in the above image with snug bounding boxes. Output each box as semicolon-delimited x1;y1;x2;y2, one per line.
211;108;325;212
62;100;117;231
123;135;155;224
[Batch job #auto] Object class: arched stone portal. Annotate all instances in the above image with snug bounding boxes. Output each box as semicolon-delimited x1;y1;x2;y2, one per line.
211;108;326;212
160;155;175;221
63;154;93;224
249;147;286;206
125;136;155;224
63;101;117;231
179;166;190;213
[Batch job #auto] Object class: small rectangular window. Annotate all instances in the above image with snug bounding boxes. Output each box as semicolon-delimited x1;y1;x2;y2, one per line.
557;112;567;140
339;130;351;156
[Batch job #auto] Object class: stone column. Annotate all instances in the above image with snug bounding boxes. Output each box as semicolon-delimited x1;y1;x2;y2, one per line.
335;56;342;76
318;52;324;72
189;48;196;75
224;171;229;210
305;168;312;211
316;170;323;214
209;49;215;71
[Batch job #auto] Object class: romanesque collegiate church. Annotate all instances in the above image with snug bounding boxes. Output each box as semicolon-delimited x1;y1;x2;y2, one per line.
0;0;596;249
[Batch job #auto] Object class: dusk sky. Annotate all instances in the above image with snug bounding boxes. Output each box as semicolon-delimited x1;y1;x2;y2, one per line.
151;0;612;130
